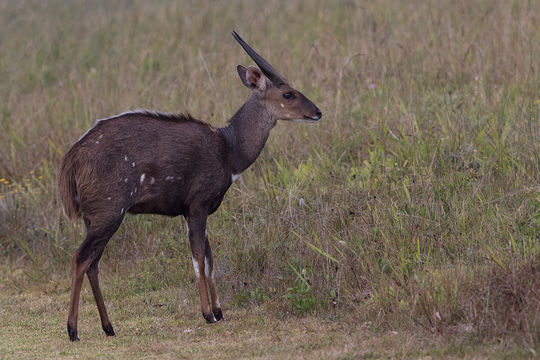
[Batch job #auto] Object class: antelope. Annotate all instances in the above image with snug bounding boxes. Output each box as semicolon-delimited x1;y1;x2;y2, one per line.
58;31;321;341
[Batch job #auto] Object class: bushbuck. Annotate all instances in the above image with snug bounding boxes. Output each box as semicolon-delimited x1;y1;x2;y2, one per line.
58;31;322;341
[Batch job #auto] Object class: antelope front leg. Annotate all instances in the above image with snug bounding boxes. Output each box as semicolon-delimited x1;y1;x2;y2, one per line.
205;234;223;321
186;213;216;323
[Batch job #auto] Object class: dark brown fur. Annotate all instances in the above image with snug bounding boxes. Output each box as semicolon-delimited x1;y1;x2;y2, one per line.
59;111;226;221
58;34;321;342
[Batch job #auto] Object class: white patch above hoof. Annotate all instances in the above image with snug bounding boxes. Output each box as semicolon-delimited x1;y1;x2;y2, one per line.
192;257;200;278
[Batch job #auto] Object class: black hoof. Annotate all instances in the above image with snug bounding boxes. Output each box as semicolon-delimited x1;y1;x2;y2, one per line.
103;323;115;337
213;309;223;322
203;312;217;324
67;324;79;342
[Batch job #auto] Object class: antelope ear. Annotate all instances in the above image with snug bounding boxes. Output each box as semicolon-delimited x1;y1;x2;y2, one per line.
237;65;266;92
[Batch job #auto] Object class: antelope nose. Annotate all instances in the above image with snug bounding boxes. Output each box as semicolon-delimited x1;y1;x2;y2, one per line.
315;109;322;120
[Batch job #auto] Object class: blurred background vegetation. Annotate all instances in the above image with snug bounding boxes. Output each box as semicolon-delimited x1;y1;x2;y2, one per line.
0;0;538;350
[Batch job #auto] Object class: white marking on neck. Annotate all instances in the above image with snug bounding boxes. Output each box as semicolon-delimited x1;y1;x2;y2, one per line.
280;103;285;108
192;257;200;278
232;173;241;182
140;173;146;184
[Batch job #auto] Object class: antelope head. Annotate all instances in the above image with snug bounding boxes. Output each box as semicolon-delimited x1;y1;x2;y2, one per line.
233;31;322;123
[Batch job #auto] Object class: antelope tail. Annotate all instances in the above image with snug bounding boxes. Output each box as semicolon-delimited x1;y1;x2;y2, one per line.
57;150;81;219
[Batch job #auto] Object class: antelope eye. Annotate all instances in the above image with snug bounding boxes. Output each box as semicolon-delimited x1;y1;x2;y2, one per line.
282;92;292;99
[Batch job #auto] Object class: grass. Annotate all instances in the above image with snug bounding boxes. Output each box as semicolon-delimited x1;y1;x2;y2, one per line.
0;267;537;359
1;0;539;358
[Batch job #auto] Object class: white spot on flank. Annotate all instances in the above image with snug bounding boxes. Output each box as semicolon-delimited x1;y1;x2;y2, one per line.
132;162;135;167
120;208;124;214
130;191;133;196
99;134;103;139
192;258;200;278
107;197;112;201
150;177;155;184
124;178;128;183
280;103;284;108
232;173;241;182
95;141;100;144
140;173;146;184
166;176;174;181
124;155;128;161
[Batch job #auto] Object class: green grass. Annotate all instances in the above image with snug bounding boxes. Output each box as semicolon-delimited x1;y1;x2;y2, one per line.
0;0;539;358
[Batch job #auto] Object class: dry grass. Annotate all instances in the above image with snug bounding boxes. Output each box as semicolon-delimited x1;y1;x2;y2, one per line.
0;267;536;359
0;0;539;357
470;254;540;342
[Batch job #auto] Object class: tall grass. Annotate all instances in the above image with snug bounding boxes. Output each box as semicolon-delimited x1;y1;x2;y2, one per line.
1;0;539;346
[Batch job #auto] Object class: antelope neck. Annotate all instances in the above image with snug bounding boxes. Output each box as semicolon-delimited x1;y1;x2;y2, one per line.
219;95;276;174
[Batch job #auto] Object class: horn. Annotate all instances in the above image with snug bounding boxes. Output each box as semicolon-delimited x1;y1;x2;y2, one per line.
232;31;286;86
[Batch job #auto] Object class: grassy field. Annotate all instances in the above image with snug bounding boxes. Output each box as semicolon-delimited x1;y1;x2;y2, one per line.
1;0;539;358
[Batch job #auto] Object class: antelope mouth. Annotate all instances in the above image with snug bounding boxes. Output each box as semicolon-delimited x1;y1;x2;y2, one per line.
291;117;318;123
304;115;321;121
